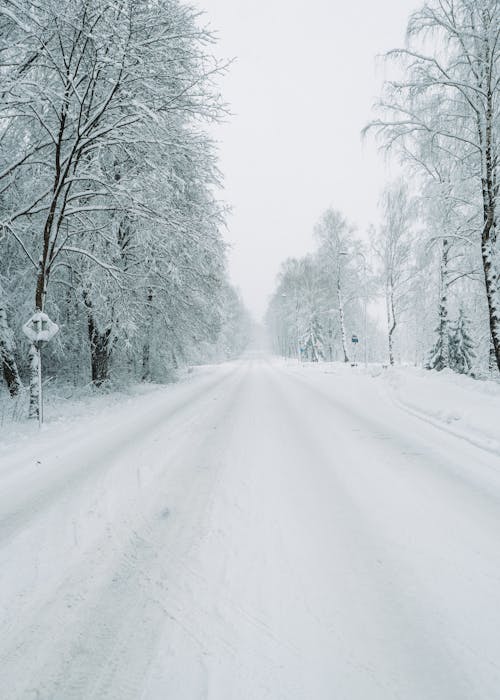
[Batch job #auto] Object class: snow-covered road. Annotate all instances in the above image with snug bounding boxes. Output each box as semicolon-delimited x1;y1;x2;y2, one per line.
1;356;500;699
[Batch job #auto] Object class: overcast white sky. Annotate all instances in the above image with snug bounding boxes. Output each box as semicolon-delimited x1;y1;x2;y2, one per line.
196;0;419;319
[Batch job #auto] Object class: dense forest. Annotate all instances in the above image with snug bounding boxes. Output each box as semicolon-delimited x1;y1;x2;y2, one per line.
267;0;499;378
0;0;250;417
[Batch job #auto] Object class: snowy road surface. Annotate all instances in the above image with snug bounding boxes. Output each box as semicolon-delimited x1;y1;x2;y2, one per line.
1;356;500;699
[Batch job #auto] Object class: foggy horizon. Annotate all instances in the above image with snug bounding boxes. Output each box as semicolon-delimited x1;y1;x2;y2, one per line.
200;0;419;319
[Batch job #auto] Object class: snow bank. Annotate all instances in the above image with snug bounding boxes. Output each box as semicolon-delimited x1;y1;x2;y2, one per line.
283;359;500;455
378;366;500;454
0;365;212;451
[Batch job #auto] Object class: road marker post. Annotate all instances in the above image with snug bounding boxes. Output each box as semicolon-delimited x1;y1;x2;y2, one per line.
23;312;59;427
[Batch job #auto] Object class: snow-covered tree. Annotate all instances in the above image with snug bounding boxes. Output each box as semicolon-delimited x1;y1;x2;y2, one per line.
450;307;476;375
302;316;324;363
367;0;500;371
266;212;366;363
0;300;22;397
0;0;245;411
372;183;415;365
314;210;363;363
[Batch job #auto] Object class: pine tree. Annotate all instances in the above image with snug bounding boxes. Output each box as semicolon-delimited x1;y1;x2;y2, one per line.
302;316;324;362
449;308;476;375
426;323;449;371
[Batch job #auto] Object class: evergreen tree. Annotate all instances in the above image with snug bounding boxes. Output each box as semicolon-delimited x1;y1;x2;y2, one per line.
449;308;476;375
426;325;449;371
302;316;324;362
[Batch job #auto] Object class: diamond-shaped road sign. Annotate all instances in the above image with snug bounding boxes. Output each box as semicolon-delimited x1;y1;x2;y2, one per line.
22;312;59;343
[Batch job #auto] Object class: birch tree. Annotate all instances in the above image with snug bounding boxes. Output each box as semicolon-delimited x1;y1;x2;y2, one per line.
314;209;356;363
373;183;415;365
367;0;500;369
267;213;366;363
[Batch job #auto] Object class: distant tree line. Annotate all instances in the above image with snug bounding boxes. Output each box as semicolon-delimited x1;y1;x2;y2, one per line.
266;210;370;365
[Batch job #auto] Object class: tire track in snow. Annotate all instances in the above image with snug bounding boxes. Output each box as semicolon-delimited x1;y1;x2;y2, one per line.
0;365;239;545
0;366;247;699
267;364;500;698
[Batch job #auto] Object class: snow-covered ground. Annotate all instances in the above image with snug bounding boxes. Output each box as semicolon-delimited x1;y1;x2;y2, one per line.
294;360;500;455
0;368;197;449
380;365;500;453
1;355;500;699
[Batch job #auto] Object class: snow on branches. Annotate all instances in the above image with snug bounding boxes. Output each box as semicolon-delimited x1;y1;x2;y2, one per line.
0;0;245;407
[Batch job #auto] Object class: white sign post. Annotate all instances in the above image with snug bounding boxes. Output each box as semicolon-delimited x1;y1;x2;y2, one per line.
351;334;359;366
22;312;59;427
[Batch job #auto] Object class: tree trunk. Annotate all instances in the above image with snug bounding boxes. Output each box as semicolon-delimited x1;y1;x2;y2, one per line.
28;339;41;417
29;266;47;417
84;294;113;386
0;305;22;397
481;212;500;372
337;277;349;363
142;343;151;382
386;279;397;366
88;318;112;385
28;343;40;419
437;238;450;368
171;349;178;370
489;336;498;376
479;52;500;372
142;288;153;381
